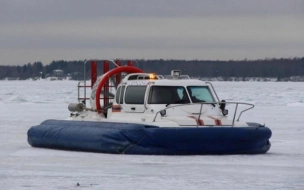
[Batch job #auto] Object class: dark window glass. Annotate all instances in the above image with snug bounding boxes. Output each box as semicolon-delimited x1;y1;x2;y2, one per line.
148;86;190;104
115;86;125;104
128;75;150;80
125;86;147;104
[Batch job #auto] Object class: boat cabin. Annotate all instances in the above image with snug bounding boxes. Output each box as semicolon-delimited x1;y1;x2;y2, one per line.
71;67;253;127
107;71;221;117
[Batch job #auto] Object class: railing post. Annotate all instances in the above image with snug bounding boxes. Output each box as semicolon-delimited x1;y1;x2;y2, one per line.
232;103;239;127
83;60;88;105
77;82;80;102
127;60;133;66
153;112;159;122
103;60;109;107
91;61;97;88
197;103;203;127
115;60;121;87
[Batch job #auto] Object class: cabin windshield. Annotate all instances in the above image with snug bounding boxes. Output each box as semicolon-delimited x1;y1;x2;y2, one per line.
148;86;190;104
187;86;215;103
148;85;215;104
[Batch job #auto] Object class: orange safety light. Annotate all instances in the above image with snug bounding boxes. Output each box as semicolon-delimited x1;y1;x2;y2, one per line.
149;73;157;80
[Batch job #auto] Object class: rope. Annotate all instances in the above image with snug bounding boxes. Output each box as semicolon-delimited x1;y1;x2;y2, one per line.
121;135;147;154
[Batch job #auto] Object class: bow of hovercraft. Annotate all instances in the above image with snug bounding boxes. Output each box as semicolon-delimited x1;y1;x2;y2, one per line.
28;120;271;155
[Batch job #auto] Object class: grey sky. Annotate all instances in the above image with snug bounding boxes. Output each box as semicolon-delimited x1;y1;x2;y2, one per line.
1;0;303;65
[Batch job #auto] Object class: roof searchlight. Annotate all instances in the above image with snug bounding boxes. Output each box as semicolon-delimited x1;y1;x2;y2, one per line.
171;70;181;80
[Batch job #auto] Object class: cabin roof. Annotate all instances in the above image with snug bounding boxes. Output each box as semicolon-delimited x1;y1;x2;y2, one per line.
123;78;208;86
152;79;207;86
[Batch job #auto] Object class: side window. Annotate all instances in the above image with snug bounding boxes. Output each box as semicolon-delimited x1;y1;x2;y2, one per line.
115;86;125;104
187;86;215;102
125;86;147;104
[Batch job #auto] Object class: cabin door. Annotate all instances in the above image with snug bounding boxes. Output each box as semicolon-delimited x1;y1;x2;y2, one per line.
123;85;147;113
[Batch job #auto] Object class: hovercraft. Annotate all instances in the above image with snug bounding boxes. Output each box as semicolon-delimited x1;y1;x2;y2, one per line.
27;60;272;155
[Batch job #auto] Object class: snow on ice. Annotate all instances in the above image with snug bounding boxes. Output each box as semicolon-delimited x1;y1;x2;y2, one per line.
0;80;303;190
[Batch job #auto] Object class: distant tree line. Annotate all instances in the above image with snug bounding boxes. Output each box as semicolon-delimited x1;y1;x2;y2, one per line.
0;58;303;80
0;60;84;80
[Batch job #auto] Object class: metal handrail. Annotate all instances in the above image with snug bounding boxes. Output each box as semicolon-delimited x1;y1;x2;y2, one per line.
197;103;204;122
152;101;254;126
83;60;89;104
205;82;220;103
80;59;122;105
